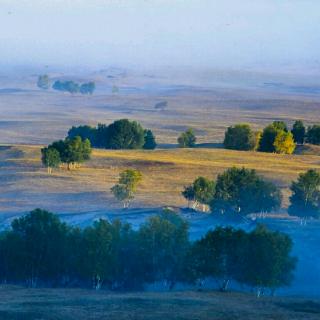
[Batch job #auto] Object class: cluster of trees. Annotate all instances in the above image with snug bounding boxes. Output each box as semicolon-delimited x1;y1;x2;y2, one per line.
183;167;281;216
224;120;320;153
52;80;95;95
68;119;157;150
183;167;320;221
41;136;92;172
224;121;295;154
37;75;95;95
0;209;296;296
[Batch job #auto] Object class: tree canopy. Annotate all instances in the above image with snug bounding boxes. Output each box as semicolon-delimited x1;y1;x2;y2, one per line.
111;169;142;208
178;128;197;148
288;169;320;219
210;167;282;216
274;131;296;154
291;120;305;144
143;130;157;150
306;125;320;145
41;147;61;174
223;124;258;151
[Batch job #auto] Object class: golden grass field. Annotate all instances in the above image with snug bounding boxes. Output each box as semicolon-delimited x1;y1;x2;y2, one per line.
1;143;320;215
0;287;319;320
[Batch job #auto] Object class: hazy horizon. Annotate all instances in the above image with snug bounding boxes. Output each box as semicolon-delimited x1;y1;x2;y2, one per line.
1;0;320;73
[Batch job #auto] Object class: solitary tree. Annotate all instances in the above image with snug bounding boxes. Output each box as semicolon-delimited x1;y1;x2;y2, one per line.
37;75;49;90
288;169;320;221
223;124;257;151
182;177;215;211
291;120;305;144
274;131;296;154
111;169;142;208
143;130;157;150
41;147;61;174
178;128;197;148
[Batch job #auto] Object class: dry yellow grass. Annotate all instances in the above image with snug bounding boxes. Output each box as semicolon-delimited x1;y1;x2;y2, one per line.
1;144;320;215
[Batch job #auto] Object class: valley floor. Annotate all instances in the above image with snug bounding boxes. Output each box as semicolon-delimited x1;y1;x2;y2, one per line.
0;287;319;320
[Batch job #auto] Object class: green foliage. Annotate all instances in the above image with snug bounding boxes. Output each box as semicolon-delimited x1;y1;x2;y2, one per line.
178;128;197;148
306;125;320;145
0;210;296;293
68;125;97;145
258;124;280;152
288;169;320;219
111;169;142;207
182;177;215;210
80;82;95;95
143;130;157;150
224;124;257;151
272;121;288;132
274;131;296;154
291;120;305;144
106;119;145;149
210;167;282;215
41;147;61;173
186;225;295;295
52;80;95;95
52;80;80;94
37;75;49;90
241;225;296;296
45;136;92;169
137;210;189;286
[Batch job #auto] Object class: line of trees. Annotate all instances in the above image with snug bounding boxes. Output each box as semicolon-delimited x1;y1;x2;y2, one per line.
183;167;320;220
0;208;296;296
68;119;157;150
41;136;92;172
224;120;320;153
37;75;95;95
183;167;282;216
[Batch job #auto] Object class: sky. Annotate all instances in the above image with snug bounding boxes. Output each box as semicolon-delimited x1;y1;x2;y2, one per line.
0;0;319;71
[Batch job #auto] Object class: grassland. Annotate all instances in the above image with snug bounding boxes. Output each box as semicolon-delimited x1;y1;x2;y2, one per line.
0;287;319;320
1;144;320;216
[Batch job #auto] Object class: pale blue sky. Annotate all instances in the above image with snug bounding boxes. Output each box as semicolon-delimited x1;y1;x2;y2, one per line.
0;0;319;71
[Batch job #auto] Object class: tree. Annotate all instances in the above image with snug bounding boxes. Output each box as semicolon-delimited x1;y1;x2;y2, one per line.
68;125;98;147
274;131;296;154
111;169;142;208
185;227;248;291
143;130;157;150
223;124;257;151
80;219;114;290
258;124;280;152
80;82;95;95
7;209;70;287
41;147;61;174
182;177;215;211
137;209;189;288
306;125;320;145
106;119;145;149
242;225;296;297
52;80;79;94
47;136;92;170
288;169;320;220
272;121;288;132
291;120;305;144
178;128;196;148
210;167;282;216
37;75;49;90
